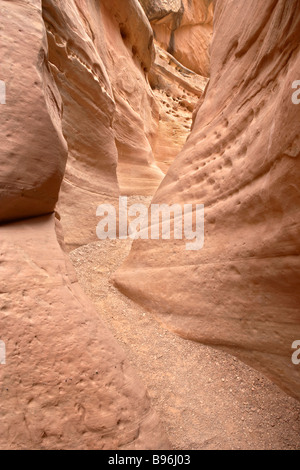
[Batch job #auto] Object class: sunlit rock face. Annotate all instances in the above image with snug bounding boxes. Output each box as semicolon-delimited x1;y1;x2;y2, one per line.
115;0;300;401
139;0;214;77
0;0;169;450
42;0;165;250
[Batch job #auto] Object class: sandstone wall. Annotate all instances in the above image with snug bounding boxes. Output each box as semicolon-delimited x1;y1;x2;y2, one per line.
99;0;165;196
0;0;169;449
42;0;165;250
0;0;68;224
115;0;300;401
0;215;169;449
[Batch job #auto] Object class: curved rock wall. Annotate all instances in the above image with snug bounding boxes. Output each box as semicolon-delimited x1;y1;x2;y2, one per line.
115;0;300;401
42;0;165;250
0;0;68;224
42;0;119;250
99;0;165;196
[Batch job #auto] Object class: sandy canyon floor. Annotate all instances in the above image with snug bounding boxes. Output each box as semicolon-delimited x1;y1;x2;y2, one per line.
70;199;300;450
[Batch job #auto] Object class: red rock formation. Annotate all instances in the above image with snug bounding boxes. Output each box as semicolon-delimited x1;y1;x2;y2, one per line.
115;0;300;401
0;0;169;449
139;0;214;77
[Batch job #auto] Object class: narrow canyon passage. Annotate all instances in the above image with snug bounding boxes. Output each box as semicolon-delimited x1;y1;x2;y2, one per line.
70;201;300;450
62;1;300;449
1;0;299;451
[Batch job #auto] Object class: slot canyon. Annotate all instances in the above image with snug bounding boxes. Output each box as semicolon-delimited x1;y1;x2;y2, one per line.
0;0;299;451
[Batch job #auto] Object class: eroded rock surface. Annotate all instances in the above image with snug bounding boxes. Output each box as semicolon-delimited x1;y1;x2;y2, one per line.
0;216;169;450
115;0;300;401
150;45;208;172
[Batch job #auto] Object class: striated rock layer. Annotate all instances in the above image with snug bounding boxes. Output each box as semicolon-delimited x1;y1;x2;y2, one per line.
42;0;120;250
115;0;300;401
42;0;165;250
0;0;169;450
100;0;164;196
